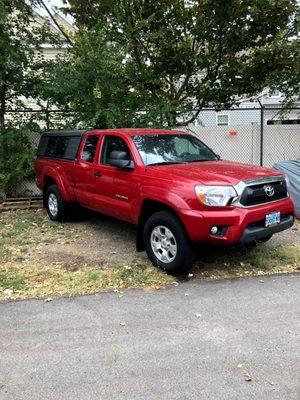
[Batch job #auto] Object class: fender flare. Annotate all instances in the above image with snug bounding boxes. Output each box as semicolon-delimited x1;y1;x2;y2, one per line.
42;166;74;202
135;189;191;252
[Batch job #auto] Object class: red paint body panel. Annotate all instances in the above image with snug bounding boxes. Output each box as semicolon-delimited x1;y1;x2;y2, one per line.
35;128;295;244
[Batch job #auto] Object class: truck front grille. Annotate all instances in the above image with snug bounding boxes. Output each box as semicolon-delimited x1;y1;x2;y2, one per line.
240;179;288;207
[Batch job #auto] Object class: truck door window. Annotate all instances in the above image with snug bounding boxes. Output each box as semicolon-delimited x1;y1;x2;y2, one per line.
101;136;132;165
81;135;99;163
45;136;58;156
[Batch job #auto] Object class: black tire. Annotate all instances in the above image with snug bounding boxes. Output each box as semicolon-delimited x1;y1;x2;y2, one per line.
45;185;67;222
143;211;194;274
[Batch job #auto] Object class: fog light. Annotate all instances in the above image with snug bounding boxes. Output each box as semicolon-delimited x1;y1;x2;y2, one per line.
210;226;218;235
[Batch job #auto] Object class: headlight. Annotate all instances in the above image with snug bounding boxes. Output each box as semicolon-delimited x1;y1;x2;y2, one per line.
195;185;237;207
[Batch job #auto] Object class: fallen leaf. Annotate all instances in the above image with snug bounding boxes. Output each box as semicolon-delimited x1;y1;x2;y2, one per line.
237;364;243;369
243;371;252;382
44;298;52;303
195;313;202;319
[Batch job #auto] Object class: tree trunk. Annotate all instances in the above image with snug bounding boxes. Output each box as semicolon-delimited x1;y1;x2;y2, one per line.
0;89;5;129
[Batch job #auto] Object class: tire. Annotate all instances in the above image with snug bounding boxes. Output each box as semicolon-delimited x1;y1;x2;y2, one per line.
45;185;67;222
143;211;194;274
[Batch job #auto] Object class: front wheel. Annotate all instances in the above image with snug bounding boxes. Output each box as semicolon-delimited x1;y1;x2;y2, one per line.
45;185;67;222
143;211;194;274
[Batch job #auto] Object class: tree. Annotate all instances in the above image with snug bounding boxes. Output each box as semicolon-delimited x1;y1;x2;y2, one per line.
46;0;299;127
0;0;58;128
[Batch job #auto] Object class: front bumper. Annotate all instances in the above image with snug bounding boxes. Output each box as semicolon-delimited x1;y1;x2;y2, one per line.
238;213;294;243
179;197;295;245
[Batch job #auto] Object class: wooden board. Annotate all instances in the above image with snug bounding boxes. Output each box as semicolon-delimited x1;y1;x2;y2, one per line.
0;197;43;212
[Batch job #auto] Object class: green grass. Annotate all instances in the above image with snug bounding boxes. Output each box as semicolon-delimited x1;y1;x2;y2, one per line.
192;240;300;279
0;262;175;300
0;271;23;291
0;209;79;263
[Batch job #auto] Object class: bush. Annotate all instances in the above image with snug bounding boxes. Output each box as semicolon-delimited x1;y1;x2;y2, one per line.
0;123;38;198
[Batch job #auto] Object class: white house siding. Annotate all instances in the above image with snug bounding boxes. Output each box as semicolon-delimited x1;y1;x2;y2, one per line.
196;109;261;127
197;101;300;127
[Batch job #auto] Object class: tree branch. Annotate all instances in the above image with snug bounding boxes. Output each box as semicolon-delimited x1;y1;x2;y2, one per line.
177;108;202;126
37;0;74;46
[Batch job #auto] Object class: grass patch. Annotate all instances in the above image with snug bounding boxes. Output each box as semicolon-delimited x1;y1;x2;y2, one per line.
0;263;175;300
0;210;299;299
192;240;300;280
0;210;175;300
0;209;80;263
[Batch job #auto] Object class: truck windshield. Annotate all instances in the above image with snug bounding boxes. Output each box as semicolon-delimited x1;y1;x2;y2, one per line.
132;134;218;166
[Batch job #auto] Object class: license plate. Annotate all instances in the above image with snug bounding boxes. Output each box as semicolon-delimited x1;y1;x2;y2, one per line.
265;211;281;228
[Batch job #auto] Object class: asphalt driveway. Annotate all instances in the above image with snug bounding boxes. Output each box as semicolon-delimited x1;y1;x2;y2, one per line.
0;274;299;400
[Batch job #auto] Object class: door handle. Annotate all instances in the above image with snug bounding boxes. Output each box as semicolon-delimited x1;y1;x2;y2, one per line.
94;171;102;177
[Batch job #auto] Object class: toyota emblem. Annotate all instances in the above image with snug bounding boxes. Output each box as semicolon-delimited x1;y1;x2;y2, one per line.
264;185;275;197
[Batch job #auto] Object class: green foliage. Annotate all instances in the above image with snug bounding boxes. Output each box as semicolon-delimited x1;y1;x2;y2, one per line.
43;0;299;127
0;123;37;197
0;0;61;126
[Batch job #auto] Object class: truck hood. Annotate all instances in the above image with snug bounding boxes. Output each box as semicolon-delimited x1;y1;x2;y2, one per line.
148;160;282;186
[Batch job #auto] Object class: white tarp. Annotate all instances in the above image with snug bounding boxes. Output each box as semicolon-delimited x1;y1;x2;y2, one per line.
273;159;300;219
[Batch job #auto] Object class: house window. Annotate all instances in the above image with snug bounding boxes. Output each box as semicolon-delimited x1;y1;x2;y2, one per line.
216;114;229;126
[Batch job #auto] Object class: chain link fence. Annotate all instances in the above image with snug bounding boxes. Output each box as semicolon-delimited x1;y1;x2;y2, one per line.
1;106;299;199
188;106;300;168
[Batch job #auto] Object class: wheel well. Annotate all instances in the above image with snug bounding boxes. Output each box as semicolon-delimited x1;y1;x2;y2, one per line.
136;200;182;252
43;176;57;206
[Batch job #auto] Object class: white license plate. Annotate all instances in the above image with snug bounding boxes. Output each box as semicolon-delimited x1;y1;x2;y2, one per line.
265;212;281;228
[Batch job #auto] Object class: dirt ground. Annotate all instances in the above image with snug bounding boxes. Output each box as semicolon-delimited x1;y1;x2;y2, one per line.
35;208;300;271
38;209;148;269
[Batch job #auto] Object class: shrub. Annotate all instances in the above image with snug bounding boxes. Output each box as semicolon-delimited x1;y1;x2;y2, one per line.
0;123;38;198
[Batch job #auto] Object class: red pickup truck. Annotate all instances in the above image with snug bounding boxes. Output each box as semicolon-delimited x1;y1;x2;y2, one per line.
35;128;295;273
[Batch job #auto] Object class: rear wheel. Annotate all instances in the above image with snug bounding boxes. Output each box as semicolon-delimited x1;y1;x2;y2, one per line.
45;185;67;222
143;211;193;274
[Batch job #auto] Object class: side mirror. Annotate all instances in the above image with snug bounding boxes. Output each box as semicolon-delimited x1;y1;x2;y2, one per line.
107;151;135;169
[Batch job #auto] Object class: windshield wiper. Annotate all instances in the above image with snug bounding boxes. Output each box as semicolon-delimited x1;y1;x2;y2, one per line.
185;159;215;163
148;161;183;166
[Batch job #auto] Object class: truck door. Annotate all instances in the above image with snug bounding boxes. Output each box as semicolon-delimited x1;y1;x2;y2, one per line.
92;134;138;222
74;133;102;209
